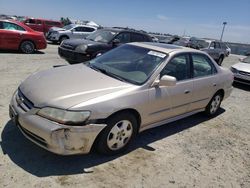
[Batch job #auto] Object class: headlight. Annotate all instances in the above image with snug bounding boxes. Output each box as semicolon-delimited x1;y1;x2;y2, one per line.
75;44;87;53
230;67;238;74
37;107;90;125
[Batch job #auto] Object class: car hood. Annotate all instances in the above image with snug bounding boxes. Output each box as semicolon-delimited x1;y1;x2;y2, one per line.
232;62;250;72
19;64;132;109
63;38;102;48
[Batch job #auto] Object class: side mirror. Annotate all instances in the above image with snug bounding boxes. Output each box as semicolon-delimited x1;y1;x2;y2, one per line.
112;39;120;46
152;75;176;87
239;58;244;62
209;46;214;49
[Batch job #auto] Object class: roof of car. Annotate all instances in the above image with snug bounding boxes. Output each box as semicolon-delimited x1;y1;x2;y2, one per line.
130;42;202;54
101;27;149;35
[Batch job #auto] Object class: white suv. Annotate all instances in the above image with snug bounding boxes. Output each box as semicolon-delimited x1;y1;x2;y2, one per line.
46;24;97;43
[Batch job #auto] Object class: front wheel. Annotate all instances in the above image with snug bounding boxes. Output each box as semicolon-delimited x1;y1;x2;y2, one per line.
20;41;35;54
96;112;138;155
205;93;222;116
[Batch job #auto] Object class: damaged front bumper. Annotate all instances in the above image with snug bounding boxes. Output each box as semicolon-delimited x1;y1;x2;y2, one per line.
9;91;107;155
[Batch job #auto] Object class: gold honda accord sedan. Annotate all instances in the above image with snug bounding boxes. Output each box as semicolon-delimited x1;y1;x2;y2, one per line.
9;42;233;155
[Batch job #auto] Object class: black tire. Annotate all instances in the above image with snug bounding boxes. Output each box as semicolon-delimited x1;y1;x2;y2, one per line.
217;56;224;66
96;112;138;155
205;92;222;116
59;36;69;44
20;41;35;54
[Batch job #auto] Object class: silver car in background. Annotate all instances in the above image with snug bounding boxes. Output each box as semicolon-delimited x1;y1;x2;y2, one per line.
9;43;233;155
231;56;250;85
46;24;97;44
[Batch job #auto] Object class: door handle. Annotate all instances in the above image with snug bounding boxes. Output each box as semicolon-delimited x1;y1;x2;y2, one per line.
184;90;190;94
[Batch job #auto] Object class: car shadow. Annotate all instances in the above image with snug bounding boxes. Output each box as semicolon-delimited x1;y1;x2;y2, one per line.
233;82;250;91
0;109;225;177
47;41;59;45
0;49;45;54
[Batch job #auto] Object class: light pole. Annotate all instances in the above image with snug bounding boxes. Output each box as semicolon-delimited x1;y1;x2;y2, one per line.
220;22;227;41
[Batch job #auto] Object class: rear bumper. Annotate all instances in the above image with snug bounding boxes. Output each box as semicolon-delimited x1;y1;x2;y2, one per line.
36;40;47;50
58;47;91;64
9;90;107;155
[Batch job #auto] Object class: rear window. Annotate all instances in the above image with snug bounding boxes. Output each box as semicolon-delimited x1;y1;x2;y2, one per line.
130;33;146;42
36;20;42;24
1;22;25;31
25;19;36;24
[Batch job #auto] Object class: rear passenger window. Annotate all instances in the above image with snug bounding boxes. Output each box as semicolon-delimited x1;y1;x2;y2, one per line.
114;32;130;43
130;33;145;42
192;54;217;78
85;27;95;32
161;54;191;81
215;42;221;49
2;22;25;31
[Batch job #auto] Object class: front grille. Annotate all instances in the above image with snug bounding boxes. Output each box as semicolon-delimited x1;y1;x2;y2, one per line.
239;71;250;76
18;124;47;148
59;47;75;59
16;89;34;112
61;43;75;50
47;31;52;37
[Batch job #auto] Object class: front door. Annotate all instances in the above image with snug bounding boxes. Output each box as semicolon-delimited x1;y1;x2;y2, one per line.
145;54;193;125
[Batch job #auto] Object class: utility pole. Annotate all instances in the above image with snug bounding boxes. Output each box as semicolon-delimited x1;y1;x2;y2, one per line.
220;22;227;41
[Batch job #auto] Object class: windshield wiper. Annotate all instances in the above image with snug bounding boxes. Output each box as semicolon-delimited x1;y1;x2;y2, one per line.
89;65;127;82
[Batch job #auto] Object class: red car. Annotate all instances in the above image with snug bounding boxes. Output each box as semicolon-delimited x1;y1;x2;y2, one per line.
23;18;63;34
0;20;47;53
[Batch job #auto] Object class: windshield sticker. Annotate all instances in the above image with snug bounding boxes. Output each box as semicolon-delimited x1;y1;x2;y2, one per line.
148;51;166;58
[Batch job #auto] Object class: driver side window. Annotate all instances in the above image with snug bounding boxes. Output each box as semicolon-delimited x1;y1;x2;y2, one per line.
161;54;191;81
114;32;130;43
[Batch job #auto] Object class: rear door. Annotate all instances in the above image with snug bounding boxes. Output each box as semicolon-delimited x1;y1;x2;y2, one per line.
189;53;218;111
206;42;217;59
146;53;193;125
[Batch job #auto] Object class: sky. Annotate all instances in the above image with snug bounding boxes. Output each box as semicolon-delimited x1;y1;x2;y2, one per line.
1;0;250;43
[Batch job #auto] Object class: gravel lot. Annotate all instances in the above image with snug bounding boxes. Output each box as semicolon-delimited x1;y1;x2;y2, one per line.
0;44;249;188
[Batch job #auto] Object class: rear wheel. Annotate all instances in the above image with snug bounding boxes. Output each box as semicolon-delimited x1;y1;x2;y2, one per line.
96;112;138;155
205;92;222;116
20;41;35;54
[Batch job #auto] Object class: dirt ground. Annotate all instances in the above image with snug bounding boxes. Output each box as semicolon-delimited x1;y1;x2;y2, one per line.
0;44;249;188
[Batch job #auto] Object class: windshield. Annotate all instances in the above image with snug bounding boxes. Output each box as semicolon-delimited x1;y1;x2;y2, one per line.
88;44;167;85
242;56;250;64
86;30;118;43
63;24;74;30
